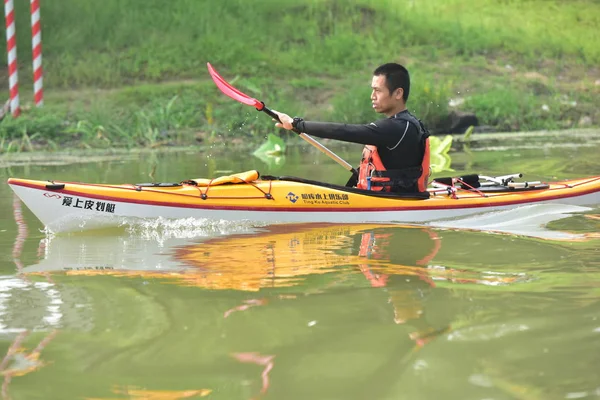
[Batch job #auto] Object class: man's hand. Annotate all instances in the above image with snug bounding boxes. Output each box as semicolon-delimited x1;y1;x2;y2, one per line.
272;111;294;131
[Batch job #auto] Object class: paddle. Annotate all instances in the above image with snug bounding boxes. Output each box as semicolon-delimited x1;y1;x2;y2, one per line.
207;62;358;176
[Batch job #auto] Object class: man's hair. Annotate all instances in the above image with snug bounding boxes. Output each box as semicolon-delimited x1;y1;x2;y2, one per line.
373;63;410;102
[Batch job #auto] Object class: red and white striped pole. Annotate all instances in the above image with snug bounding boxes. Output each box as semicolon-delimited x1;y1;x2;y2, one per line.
4;0;20;117
30;0;42;106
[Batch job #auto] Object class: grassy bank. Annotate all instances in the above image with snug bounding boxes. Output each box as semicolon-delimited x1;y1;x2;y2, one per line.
0;0;598;152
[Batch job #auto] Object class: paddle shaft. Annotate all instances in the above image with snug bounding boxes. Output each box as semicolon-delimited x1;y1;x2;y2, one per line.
259;103;358;175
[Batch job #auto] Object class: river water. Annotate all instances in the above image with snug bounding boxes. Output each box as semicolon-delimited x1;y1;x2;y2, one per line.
0;132;599;399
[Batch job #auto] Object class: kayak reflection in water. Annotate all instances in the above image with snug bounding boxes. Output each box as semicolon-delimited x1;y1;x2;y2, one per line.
273;63;431;194
21;223;532;399
195;224;454;348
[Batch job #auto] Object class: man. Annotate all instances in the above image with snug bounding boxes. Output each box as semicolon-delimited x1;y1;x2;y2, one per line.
274;63;431;193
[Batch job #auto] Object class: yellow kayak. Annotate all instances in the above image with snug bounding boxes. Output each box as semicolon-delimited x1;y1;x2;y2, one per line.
7;170;600;233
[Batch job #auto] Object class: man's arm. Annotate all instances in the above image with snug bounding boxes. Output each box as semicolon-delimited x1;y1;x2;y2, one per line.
295;119;399;146
273;110;404;147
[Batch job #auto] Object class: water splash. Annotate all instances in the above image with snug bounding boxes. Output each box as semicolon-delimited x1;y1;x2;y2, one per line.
124;216;270;244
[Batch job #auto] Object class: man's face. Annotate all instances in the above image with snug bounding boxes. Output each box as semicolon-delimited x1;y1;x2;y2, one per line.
371;75;403;116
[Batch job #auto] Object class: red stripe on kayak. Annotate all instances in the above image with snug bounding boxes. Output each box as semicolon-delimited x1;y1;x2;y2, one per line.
8;179;600;212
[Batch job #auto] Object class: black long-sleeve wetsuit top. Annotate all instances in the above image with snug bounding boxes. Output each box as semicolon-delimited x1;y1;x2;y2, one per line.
294;110;426;170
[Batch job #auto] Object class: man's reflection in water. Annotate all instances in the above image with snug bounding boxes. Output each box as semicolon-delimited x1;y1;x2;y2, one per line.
223;225;453;399
357;227;451;347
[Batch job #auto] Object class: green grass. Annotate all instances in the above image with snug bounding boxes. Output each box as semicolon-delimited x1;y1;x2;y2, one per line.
369;0;599;64
4;0;598;88
0;0;597;152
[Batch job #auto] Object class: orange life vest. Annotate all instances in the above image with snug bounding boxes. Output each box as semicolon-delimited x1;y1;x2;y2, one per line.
418;138;431;192
357;141;430;192
357;113;430;193
357;145;430;195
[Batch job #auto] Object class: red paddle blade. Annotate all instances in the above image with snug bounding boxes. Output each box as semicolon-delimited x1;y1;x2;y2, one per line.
207;62;264;110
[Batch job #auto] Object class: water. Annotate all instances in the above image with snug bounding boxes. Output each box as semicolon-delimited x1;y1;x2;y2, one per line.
1;133;599;399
